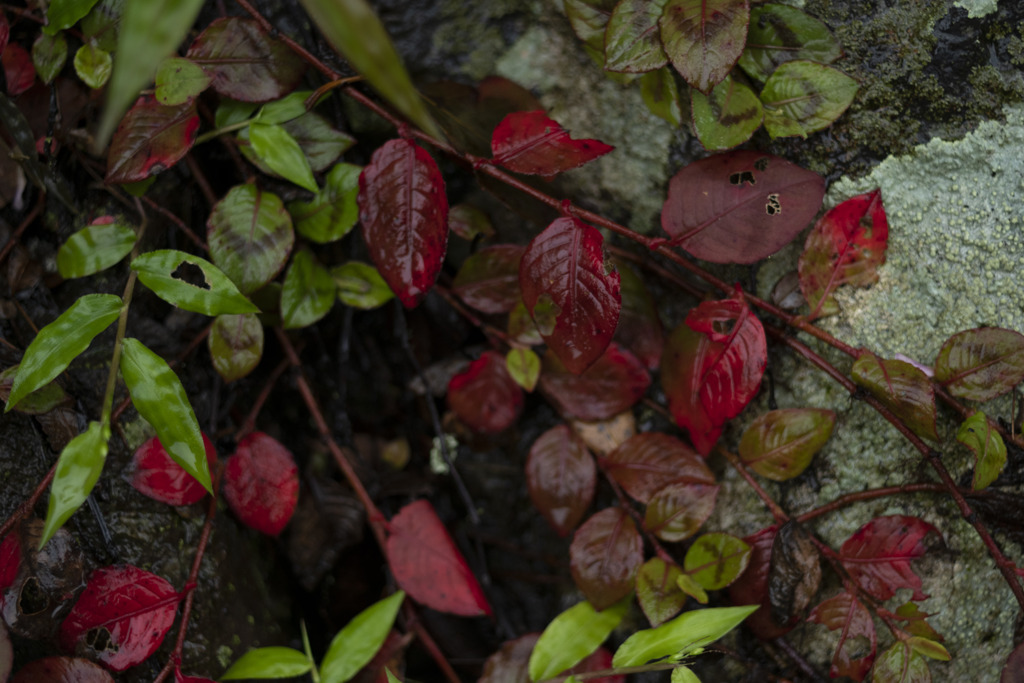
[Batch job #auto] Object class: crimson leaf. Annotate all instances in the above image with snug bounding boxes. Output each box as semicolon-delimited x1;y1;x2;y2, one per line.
222;432;299;536
491;111;613;177
570;507;643;610
447;350;524;434
808;591;877;681
105;95;199;184
526;424;596;536
131;433;217;506
602;432;714;504
539;344;650;421
839;515;939;602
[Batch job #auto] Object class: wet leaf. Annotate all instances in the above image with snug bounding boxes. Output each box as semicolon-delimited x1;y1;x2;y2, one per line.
659;0;749;94
249;122;318;192
644;480;719;542
332;261;395;310
613;260;663;370
279;113;354;172
491;111;614;177
690;75;763;150
130;433;217;506
221;647;311;680
449;203;495;241
9;656;114;683
506;347;541;392
934;327;1024;402
570;507;643;609
761;60;859;138
808;592;876;680
767;521;820;624
32;32;67;84
281;250;335;329
208;313;263;382
526;424;596;536
685;533;750;590
3;44;36;95
636;558;687;626
661;150;824;263
41;421;110;547
45;0;100;35
208;184;294;295
57;216;138;279
839;515;939;602
565;0;617;55
0;532;19;593
639;67;683;126
799;189;889;320
385;499;492;616
851;350;938;441
105;95;199;183
131;249;259;315
222;432;299;536
872;642;931;683
154;57;211;106
728;526;793;639
447;350;524;433
603;432;714;504
604;0;669;73
612;604;758;667
539;344;650;421
73;43;111;89
358;138;448;309
288;162;361;244
320;591;405;683
452;244;525;314
957;411;1006;490
738;408;834;481
520;217;621;373
529;599;627;681
738;4;841;83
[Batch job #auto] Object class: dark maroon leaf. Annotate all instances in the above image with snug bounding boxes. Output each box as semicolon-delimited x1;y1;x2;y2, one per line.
447;350;524;433
520;216;621;373
130;433;217;506
491;111;614;177
661;150;824;264
839;515;939;602
851;350;938;442
105;95;199;184
10;656;114;683
660;0;749;94
0;13;8;55
613;260;663;370
728;525;795;640
934;327;1024;402
602;432;714;504
386;499;492;616
643;480;719;542
358;138;449;309
59;565;179;672
539;344;650;421
1002;641;1024;683
452;244;525;314
767;521;820;625
808;591;876;681
570;507;643;610
222;431;299;536
2;44;35;95
526;424;596;536
0;531;18;593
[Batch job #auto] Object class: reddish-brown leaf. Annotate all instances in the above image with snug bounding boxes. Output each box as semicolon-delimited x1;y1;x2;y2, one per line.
10;656;114;683
602;432;714;504
447;351;524;433
570;507;643;610
839;515;939;602
452;244;525;314
808;591;877;681
728;525;795;640
491;111;613;177
851;350;938;442
2;44;35;95
222;432;299;536
661;151;824;263
358;138;449;308
539;344;650;421
386;499;492;617
520;217;621;373
643;480;719;542
767;522;820;625
130;433;217;506
526;425;596;536
0;531;18;593
59;565;179;672
934;327;1024;402
105;95;199;184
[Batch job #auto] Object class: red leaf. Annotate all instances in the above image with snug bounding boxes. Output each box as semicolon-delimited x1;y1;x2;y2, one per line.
452;244;525;314
728;525;795;640
386;499;492;617
2;44;35;95
526;425;596;536
491;111;613;177
799;189;889;320
358;139;449;308
447;351;524;433
661;151;824;264
176;673;216;683
131;433;217;506
105;95;199;184
539;344;650;421
839;515;939;602
10;656;114;682
0;531;19;593
934;327;1024;402
222;432;299;536
569;507;643;610
0;13;8;55
808;591;877;681
602;432;714;504
59;565;179;672
642;480;719;542
520;216;620;373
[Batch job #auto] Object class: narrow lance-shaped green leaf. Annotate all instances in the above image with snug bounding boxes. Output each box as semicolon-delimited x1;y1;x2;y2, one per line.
131;250;259;316
41;420;110;548
120;338;212;494
320;591;405;683
529;598;628;682
612;605;758;667
221;646;312;680
249;122;318;193
6;294;122;412
57;219;138;279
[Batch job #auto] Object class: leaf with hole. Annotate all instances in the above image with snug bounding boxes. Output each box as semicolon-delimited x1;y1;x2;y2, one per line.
957;411;1006;490
659;0;749;94
613;260;663;370
207;184;294;295
690;75;763;150
248;122;318;192
73;43;111;89
604;0;669;73
453;244;525;314
506;347;541;392
570;507;643;609
539;344;650;421
105;95;199;183
447;351;524;434
320;591;405;683
281;250;335;329
761;60;858;139
738;408;834;481
222;432;299;536
808;592;876;680
684;533;750;590
32;32;67;84
738;4;841;83
491;111;614;178
221;647;311;680
332;262;395;310
851;350;938;441
767;521;820;625
154;57;211;106
130;433;217;506
526;424;596;537
839;515;939;602
934;327;1024;402
612;604;758;667
131;250;258;315
41;421;110;548
57;216;137;279
208;313;263;382
603;432;714;504
636;558;688;626
288;162;361;244
529;599;627;682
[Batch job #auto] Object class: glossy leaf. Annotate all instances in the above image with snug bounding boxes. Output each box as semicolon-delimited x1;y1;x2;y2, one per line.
280;113;354;172
539;344;650;421
289;162;361;244
690;75;763;150
526;425;596;536
320;591;405;683
41;421;110;547
661;150;825;263
6;293;121;412
9;656;114;683
332;262;395;310
684;533;750;590
565;0;617;54
612;604;758;667
639;67;683;127
208;313;263;382
851;350;938;441
728;526;793;640
222;432;299;536
358;138;449;308
529;599;627;682
644;480;719;542
761;61;859;138
520;217;621;373
766;521;820;625
130;433;217;506
452;244;525;314
449;203;495;241
60;565;179;671
3;44;36;95
808;592;876;680
604;0;669;73
73;43;111;89
799;189;889;320
491;111;614;177
208;184;294;295
281;250;335;329
659;0;749;94
32;32;67;84
121;338;213;495
131;250;259;315
570;507;643;609
603;432;714;504
105;95;199;183
221;647;311;680
840;515;939;602
447;351;524;433
738;408;835;481
907;636;950;662
872;642;931;683
738;4;841;83
636;558;687;627
934;327;1024;402
957;411;1006;490
57;217;138;279
154;57;211;105
613;260;663;370
45;0;99;35
386;499;492;616
506;348;541;392
249;122;318;192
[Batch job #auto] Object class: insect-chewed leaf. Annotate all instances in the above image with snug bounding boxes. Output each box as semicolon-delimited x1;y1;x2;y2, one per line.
738;3;842;83
358;138;449;309
59;565;180;671
131;433;217;506
659;0;749;94
872;642;931;683
644;480;719;542
528;599;627;682
808;592;876;680
32;32;67;84
3;44;36;95
766;521;820;625
9;656;114;683
799;189;889;320
222;432;299;536
691;75;763;151
957;411;1007;490
521;217;621;373
57;217;138;279
452;245;525;314
839;515;939;602
614;260;664;370
332;261;395;310
661;150;824;263
934;327;1024;402
526;425;596;536
727;525;795;640
132;250;259;316
491;111;614;177
208;184;294;295
636;557;687;627
761;61;859;139
288;162;362;244
570;508;643;610
447;351;524;434
738;408;835;481
685;533;751;590
851;350;938;441
208;313;263;382
385;499;492;616
41;420;110;548
319;591;405;683
105;95;199;184
154;57;211;106
604;0;669;73
281;250;335;329
612;604;758;667
539;344;650;421
603;432;713;504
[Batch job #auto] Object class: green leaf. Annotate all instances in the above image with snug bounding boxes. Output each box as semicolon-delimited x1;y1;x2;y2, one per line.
120;338;212;494
57;218;138;278
155;57;211;106
320;591;405;683
529;599;628;681
385;670;402;683
676;573;708;605
0;366;70;415
298;0;442;139
506;348;541;392
564;0;616;54
257;90;318;125
956;411;1006;490
73;42;112;89
6;294;122;412
221;646;312;680
208;314;264;383
249;122;319;193
906;636;950;661
281;250;335;329
691;75;763;150
636;557;689;625
32;32;69;84
683;533;751;590
640;67;683;127
872;642;931;683
281;113;355;172
738;3;842;83
659;0;749;94
760;60;859;139
40;420;110;547
80;0;121;53
737;408;835;481
289;163;361;243
332;262;395;310
671;667;702;683
612;605;758;667
216;99;259;129
208;184;295;295
44;0;100;35
604;0;669;73
131;250;259;316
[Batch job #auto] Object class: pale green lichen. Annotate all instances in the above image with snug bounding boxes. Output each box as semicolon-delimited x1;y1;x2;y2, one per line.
954;0;999;19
